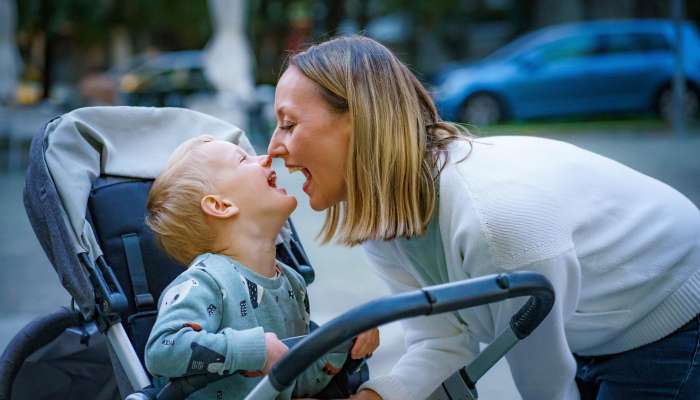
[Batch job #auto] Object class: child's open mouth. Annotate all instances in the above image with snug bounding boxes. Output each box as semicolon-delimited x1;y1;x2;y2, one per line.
266;171;287;194
287;166;312;193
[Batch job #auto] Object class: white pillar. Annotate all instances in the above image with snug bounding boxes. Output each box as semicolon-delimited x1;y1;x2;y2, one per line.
199;0;255;129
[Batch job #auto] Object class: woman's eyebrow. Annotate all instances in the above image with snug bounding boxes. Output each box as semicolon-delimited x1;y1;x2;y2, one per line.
276;105;299;121
275;105;287;119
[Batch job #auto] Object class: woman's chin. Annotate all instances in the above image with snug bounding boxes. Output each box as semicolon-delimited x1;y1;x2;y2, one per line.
309;196;326;211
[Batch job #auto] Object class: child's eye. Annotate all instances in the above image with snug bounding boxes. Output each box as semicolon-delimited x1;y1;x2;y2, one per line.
240;154;247;162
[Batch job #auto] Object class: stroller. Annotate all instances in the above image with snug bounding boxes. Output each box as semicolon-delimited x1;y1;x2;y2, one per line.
0;106;554;400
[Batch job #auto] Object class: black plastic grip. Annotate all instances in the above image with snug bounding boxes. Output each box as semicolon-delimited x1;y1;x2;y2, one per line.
498;272;555;339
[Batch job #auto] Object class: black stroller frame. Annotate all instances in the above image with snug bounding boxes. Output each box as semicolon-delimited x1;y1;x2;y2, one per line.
0;106;554;400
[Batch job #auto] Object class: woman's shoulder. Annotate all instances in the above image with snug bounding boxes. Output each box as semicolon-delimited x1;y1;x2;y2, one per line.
439;137;576;269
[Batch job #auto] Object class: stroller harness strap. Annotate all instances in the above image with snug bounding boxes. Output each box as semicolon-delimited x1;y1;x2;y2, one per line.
121;233;155;310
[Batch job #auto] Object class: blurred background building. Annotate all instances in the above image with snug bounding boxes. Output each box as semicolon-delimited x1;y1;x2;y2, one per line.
2;0;699;155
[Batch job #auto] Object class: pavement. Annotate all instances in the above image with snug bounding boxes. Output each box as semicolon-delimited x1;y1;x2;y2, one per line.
1;128;699;399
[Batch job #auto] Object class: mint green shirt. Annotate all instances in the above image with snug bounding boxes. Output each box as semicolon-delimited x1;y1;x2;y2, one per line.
145;253;346;399
396;202;448;287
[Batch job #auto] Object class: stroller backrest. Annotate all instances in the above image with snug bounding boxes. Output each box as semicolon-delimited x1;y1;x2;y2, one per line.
88;176;183;315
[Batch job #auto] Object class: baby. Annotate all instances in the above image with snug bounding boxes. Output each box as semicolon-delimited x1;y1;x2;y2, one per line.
144;135;378;399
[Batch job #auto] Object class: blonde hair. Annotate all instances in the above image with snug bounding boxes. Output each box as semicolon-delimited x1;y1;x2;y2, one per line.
288;35;470;246
146;135;218;265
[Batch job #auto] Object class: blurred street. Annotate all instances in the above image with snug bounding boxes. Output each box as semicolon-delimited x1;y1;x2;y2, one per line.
1;127;698;399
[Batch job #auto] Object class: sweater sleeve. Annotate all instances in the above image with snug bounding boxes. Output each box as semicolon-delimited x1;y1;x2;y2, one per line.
144;268;267;378
489;249;581;400
357;243;480;400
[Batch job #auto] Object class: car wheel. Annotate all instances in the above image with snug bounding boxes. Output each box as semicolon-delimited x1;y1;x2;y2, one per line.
460;93;503;126
657;85;700;121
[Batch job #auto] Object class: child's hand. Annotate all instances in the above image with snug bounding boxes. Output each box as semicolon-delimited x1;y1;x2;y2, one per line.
263;332;289;373
350;389;383;400
350;328;380;359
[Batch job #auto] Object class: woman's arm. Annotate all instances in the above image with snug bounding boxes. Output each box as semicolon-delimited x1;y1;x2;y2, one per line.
357;243;479;400
489;249;581;400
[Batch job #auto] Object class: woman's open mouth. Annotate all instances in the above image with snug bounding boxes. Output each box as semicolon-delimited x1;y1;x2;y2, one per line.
287;166;312;194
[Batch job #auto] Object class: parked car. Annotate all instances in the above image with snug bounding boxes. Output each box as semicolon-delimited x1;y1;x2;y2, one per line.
117;50;215;107
433;19;700;125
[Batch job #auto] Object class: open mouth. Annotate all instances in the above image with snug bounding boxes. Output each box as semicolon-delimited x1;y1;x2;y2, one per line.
287;166;312;193
267;171;287;194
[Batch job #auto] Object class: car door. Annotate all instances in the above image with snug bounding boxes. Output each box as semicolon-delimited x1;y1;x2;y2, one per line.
587;32;673;112
507;34;603;118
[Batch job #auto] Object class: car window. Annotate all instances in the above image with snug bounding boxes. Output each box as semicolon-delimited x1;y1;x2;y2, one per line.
600;33;671;54
530;35;598;63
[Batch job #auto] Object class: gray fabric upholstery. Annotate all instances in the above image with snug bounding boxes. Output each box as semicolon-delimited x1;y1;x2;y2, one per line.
24;106;260;318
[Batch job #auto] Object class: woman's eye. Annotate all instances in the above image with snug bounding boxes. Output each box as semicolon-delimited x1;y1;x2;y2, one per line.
279;123;296;132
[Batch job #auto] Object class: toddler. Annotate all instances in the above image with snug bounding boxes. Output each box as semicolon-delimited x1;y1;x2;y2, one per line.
144;135;378;399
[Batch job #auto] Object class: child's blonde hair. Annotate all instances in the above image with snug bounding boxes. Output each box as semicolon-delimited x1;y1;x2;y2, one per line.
146;135;218;265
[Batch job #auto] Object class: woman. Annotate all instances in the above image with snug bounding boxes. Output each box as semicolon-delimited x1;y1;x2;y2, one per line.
268;35;700;400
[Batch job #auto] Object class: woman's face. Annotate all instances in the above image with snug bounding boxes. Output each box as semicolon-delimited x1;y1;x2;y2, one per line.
268;66;351;211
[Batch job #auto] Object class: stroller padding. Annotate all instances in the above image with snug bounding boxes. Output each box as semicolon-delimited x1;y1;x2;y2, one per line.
88;176;185;319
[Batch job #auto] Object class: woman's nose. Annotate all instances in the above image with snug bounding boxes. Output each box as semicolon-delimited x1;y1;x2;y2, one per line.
267;132;287;158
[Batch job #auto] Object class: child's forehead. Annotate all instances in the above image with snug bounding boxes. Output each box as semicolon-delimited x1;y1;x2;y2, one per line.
202;141;249;156
198;141;251;170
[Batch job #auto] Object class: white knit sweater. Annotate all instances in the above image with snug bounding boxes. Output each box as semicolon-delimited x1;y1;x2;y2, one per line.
359;136;700;400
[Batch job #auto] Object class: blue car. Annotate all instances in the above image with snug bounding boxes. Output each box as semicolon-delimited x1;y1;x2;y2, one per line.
433;19;700;125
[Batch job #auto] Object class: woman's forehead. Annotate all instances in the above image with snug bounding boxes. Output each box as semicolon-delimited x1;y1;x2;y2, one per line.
275;67;324;116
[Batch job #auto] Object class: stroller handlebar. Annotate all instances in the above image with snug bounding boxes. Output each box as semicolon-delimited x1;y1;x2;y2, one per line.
154;271;553;400
265;271;554;393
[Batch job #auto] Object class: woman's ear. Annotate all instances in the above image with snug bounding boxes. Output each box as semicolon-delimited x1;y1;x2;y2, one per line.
201;195;239;219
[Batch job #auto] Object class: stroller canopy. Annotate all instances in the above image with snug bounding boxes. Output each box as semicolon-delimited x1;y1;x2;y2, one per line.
24;106;256;318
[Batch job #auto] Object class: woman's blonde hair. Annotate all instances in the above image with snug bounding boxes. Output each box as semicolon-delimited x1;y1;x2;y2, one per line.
288;35;469;245
146;135;217;265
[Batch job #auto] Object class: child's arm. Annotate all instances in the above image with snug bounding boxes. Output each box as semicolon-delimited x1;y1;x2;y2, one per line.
144;268;267;378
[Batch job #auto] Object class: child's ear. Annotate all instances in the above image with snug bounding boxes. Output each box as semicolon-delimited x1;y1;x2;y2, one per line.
201;195;239;219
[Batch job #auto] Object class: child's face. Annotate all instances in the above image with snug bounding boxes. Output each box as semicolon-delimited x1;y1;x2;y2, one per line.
203;141;297;218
